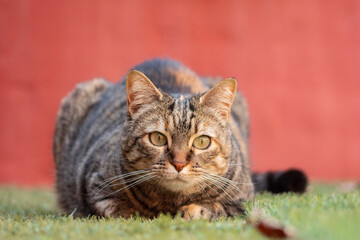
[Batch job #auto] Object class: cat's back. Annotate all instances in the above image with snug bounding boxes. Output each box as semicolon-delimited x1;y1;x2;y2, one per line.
126;58;209;95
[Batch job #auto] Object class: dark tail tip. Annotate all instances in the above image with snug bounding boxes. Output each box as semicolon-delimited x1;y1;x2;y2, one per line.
273;168;308;194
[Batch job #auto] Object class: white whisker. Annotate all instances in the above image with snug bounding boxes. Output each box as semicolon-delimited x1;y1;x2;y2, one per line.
110;172;155;186
103;174;156;198
202;174;240;199
196;180;212;200
202;171;247;199
198;176;234;201
93;169;152;197
199;176;236;202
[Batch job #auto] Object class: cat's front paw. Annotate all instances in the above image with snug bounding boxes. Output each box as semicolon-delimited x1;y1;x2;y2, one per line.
178;204;211;220
178;202;227;220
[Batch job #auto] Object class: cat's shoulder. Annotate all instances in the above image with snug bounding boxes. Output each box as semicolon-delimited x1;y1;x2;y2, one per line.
58;78;112;116
54;78;113;162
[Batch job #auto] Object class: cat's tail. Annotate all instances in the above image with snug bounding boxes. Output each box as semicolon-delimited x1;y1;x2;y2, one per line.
251;169;308;194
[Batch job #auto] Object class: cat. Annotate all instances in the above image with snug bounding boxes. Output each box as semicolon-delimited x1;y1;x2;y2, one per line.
53;58;307;220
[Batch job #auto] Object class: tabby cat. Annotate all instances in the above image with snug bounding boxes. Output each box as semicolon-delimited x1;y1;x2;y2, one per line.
54;58;307;220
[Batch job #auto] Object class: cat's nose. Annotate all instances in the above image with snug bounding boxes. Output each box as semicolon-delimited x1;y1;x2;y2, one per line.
170;151;188;172
170;159;187;172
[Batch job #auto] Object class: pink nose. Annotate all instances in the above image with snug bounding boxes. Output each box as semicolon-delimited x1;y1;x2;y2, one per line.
170;159;187;172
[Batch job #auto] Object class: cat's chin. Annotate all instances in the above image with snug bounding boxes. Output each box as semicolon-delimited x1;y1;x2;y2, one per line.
159;177;198;193
154;162;199;192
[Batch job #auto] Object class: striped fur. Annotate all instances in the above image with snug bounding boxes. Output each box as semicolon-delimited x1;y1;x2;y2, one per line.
54;58;255;219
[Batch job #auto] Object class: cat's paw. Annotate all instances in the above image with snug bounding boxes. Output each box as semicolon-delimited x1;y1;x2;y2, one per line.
177;204;214;220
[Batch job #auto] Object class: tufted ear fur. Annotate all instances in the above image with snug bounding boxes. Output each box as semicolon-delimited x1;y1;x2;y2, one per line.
126;70;163;116
200;78;237;121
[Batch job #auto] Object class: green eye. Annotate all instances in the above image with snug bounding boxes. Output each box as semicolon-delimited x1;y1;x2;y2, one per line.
149;132;167;146
193;135;211;150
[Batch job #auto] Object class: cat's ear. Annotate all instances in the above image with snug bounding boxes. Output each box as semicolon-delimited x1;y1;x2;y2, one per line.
200;78;237;121
126;70;163;116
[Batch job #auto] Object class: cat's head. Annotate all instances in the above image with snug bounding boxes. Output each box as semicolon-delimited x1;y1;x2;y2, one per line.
121;70;237;193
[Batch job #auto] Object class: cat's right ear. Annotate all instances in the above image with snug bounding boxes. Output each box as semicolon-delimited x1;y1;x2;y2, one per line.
199;78;237;121
126;70;163;116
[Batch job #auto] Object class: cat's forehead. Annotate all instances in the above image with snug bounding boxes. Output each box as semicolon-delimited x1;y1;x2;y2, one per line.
171;93;192;101
167;94;195;135
140;93;217;141
171;94;193;112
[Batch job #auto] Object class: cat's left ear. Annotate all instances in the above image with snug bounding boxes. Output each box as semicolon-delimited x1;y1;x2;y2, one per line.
126;70;163;116
200;78;237;121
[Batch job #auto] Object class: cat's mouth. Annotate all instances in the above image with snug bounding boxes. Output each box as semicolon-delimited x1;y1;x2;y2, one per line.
161;178;195;192
155;162;199;191
171;175;188;183
162;172;189;183
159;172;200;192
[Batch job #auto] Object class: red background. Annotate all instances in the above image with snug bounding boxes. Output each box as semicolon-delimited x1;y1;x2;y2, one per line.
1;0;360;186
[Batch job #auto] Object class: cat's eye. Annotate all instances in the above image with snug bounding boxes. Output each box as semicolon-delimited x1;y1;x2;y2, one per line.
149;132;167;146
193;135;211;150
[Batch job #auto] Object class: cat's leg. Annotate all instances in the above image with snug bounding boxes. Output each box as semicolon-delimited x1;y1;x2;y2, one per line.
87;172;135;219
94;199;119;217
177;201;244;220
94;198;133;218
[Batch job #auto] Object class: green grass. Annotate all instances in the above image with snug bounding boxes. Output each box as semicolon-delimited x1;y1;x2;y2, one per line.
0;184;359;240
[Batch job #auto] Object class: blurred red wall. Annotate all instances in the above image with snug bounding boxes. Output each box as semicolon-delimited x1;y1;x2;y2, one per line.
1;0;360;186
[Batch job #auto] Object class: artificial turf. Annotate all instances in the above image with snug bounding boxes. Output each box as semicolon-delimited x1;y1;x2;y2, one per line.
0;183;359;240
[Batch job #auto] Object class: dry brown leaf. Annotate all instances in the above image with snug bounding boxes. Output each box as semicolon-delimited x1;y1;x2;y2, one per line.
255;218;295;239
247;207;295;238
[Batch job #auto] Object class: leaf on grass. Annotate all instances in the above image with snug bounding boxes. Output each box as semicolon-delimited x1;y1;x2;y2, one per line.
255;218;295;239
247;207;295;238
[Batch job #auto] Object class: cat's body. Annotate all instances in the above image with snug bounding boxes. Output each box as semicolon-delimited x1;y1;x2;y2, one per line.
54;58;306;219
